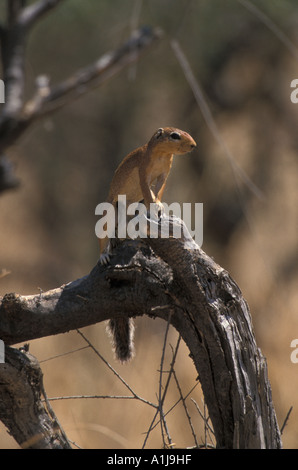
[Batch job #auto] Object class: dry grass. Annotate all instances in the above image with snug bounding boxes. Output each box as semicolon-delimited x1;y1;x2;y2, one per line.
0;0;297;449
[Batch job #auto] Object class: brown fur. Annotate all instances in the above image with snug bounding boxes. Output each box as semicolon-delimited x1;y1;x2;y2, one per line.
99;127;196;362
99;127;196;259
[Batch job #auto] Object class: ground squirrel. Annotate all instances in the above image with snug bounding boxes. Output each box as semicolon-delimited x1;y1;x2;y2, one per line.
98;127;197;362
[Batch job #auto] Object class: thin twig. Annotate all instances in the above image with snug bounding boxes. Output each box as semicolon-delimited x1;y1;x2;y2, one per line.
158;312;173;448
280;406;293;435
237;0;298;62
0;268;11;279
172;367;199;448
39;345;90;363
67;439;82;449
45;394;138;401
40;378;72;448
203;400;208;448
142;326;180;449
159;333;181;410
149;382;200;433
191;398;215;447
170;38;264;201
76;329;157;409
128;0;143;81
142;314;174;449
19;0;65;29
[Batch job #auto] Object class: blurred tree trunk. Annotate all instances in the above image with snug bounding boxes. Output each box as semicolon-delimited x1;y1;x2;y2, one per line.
0;0;161;192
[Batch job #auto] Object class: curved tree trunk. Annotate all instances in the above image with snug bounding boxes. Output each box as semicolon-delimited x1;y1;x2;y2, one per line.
0;216;282;449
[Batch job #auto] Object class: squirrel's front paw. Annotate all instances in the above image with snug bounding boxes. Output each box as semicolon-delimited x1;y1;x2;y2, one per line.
150;200;164;220
99;252;111;266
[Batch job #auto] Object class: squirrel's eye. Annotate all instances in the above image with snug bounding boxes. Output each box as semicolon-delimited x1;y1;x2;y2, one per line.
170;132;181;140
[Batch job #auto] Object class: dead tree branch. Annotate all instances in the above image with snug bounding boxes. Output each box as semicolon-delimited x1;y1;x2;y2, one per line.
22;26;163;124
0;216;282;449
0;24;162;154
19;0;65;29
0;345;71;448
0;0;162;191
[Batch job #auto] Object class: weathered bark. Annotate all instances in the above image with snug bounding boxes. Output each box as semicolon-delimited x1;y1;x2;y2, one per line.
147;217;282;449
0;345;71;448
0;216;282;449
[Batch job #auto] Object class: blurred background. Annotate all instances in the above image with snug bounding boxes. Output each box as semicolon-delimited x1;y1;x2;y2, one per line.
0;0;297;449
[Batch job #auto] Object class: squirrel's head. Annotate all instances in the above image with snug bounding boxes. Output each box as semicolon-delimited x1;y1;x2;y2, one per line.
148;127;197;155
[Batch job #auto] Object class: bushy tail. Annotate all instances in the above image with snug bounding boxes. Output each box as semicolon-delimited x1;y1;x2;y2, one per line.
107;317;135;363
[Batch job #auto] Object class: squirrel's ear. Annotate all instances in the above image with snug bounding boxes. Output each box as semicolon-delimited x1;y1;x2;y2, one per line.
155;128;164;139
